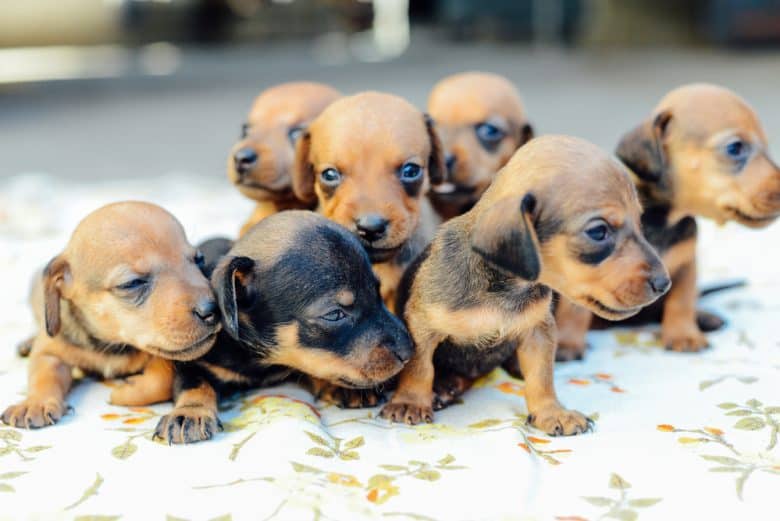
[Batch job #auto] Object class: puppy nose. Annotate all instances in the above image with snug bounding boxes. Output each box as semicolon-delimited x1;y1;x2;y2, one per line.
355;214;389;242
648;273;671;296
234;148;258;175
193;299;218;326
445;153;457;174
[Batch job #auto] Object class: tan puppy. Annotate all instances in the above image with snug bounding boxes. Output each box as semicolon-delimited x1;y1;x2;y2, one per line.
1;202;220;428
427;72;534;220
555;83;780;359
381;136;670;434
228;82;341;235
292;91;446;309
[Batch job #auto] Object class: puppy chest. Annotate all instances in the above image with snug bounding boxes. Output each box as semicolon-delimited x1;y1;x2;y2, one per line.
434;338;517;378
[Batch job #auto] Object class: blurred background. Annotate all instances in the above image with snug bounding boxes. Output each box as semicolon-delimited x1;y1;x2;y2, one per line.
1;0;780;180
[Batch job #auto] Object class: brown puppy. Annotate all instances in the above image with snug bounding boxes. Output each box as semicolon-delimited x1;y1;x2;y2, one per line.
1;202;220;428
380;135;670;434
292;91;446;310
228;82;341;235
427;72;534;220
555;83;780;359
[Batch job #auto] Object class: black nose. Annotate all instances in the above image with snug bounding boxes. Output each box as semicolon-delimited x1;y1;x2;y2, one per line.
355;214;389;242
234;148;258;176
445;153;456;174
648;273;671;296
193;299;218;327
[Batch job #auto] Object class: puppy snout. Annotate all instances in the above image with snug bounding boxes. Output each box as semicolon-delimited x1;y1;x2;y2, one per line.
648;271;671;297
193;298;218;327
355;214;389;242
445;153;457;175
234;148;258;176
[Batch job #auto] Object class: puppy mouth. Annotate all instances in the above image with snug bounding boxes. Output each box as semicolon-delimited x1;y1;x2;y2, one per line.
582;296;642;320
235;178;291;195
152;330;219;361
430;182;476;200
361;242;404;263
724;206;778;227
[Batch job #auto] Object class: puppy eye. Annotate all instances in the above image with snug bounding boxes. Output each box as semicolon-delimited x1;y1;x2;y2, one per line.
475;122;506;148
399;163;422;183
320;168;343;187
288;126;304;145
117;278;148;291
241;123;250;138
321;309;347;322
585;223;610;242
724;139;750;164
193;251;205;268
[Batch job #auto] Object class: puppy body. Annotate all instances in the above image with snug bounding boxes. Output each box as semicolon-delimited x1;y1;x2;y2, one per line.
381;136;669;435
228;82;341;235
2;202;219;429
156;211;413;444
292;91;446;310
555;84;780;358
427;72;533;220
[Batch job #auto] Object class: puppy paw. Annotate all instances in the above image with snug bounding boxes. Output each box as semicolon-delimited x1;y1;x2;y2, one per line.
663;325;708;352
1;398;68;429
432;373;472;411
154;406;222;445
110;376;171;407
696;310;725;332
16;337;33;358
315;384;386;409
527;404;592;436
380;398;434;425
555;341;587;362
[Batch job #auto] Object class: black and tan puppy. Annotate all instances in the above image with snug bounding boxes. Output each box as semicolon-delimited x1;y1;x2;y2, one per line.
427;72;534;220
291;91;446;310
555;83;780;359
155;211;412;444
380;136;670;434
2;202;219;428
229;82;341;236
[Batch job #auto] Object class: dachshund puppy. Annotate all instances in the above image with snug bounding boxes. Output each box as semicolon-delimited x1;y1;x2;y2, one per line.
2;202;219;428
155;211;412;444
228;82;341;235
555;83;780;359
427;72;534;220
291;91;446;310
380;136;670;434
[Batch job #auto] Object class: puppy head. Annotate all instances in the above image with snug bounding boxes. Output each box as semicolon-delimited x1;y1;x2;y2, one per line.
427;72;533;211
617;83;780;227
212;211;412;387
44;202;219;360
292;91;446;263
472;135;670;320
227;82;341;203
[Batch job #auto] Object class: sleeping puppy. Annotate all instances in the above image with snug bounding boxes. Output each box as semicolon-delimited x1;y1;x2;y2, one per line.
380;136;670;434
155;211;412;444
427;72;534;220
2;202;219;428
555;83;780;359
228;82;341;236
291;91;446;310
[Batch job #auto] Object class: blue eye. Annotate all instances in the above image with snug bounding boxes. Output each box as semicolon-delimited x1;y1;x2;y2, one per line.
194;251;205;268
399;163;422;182
288;126;304;144
320;168;342;187
585;224;609;242
117;278;148;291
725;140;750;162
321;309;347;322
475;122;506;148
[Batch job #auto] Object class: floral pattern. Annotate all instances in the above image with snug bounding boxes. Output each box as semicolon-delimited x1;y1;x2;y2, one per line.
1;175;779;520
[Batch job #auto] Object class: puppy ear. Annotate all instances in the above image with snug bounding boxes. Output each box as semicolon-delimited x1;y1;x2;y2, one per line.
616;110;672;183
424;114;447;185
518;122;534;147
471;194;540;280
212;256;255;340
292;131;317;203
42;255;69;337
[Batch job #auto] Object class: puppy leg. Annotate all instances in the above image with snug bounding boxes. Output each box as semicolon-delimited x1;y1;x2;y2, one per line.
110;357;173;406
2;339;72;428
662;260;707;352
304;376;386;408
554;297;592;362
432;370;474;410
155;365;221;444
515;316;590;436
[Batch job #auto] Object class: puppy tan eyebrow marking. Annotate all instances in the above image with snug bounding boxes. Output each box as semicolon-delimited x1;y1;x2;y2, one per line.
336;290;355;307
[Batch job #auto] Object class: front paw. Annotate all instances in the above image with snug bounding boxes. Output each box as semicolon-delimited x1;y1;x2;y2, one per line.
380;393;434;425
696;310;725;332
527;404;592;436
662;324;708;352
154;406;222;445
432;373;472;411
315;385;386;409
2;398;68;429
555;341;587;362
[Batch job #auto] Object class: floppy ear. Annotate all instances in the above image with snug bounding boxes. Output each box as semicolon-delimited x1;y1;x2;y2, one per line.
518;122;534;147
212;256;255;340
615;110;672;183
424;114;447;185
471;193;541;280
43;255;69;337
291;131;317;203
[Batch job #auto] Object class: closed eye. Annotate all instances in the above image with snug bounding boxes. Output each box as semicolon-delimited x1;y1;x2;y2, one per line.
117;278;148;291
